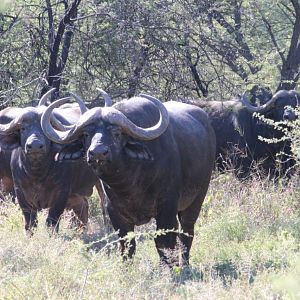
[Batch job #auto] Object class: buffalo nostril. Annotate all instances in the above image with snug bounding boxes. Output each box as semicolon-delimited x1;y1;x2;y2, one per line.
26;139;45;152
87;145;110;163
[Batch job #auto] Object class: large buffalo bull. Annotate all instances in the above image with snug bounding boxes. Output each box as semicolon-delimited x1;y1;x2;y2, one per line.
41;90;216;266
195;89;299;178
0;89;100;232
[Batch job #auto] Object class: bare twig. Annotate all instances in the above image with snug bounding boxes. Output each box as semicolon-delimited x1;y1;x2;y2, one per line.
259;10;286;64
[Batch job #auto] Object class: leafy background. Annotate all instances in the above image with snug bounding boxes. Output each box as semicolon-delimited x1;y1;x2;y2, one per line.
1;1;300;299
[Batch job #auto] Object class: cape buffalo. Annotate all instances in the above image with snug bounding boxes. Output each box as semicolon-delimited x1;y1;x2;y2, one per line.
41;90;216;266
195;89;299;178
0;89;101;232
0;143;14;200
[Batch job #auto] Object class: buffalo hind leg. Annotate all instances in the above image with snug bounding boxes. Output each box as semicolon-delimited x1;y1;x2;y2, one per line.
47;196;68;232
66;194;89;229
178;196;203;266
18;204;38;235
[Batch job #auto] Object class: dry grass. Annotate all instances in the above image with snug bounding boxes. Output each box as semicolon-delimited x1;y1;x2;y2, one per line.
0;172;300;299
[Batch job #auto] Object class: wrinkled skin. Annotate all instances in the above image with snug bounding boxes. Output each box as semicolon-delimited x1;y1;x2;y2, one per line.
194;90;299;178
0;106;99;232
46;97;216;265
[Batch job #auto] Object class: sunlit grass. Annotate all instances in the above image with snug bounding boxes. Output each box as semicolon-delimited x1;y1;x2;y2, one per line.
0;172;300;299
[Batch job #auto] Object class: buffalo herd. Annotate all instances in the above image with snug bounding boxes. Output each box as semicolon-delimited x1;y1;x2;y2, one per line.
0;87;299;266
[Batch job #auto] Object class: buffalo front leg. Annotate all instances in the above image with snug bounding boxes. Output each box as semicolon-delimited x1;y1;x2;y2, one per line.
22;209;38;234
119;227;136;260
18;201;37;233
15;189;38;234
107;203;135;259
155;206;179;266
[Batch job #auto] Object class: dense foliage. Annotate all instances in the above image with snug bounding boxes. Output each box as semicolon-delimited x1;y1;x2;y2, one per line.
1;0;300;105
1;1;300;298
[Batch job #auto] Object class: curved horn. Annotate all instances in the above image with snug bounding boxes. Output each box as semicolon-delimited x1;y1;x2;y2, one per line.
288;90;300;105
38;89;77;131
38;89;77;130
38;88;56;106
96;88;113;107
41;98;77;144
68;92;88;113
240;90;293;113
42;93;169;143
48;97;75;131
0;114;23;135
100;94;169;140
240;90;300;113
0;107;36;135
41;98;101;144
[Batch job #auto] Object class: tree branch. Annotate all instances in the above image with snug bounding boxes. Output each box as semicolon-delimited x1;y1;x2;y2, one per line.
184;33;210;97
277;0;300;90
0;12;21;36
208;7;258;74
42;0;81;97
260;12;286;64
291;0;300;17
201;35;248;81
45;0;55;51
127;40;150;98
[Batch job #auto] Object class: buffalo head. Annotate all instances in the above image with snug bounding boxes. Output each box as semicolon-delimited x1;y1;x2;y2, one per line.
41;90;169;175
0;89;80;161
240;89;300;122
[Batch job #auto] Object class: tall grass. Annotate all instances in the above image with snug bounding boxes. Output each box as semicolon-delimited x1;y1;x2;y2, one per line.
0;172;299;299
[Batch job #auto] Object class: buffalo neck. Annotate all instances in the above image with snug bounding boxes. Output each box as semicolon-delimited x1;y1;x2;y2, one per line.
97;157;161;199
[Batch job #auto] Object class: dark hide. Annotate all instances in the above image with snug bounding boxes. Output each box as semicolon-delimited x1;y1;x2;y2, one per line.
194;91;300;178
0;109;22;201
53;98;216;265
0;106;99;232
0;145;14;200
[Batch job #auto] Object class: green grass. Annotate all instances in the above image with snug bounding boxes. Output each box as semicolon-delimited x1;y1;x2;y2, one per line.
0;173;300;299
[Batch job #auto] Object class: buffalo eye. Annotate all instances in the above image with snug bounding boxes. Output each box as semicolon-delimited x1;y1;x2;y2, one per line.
112;131;121;139
82;132;91;144
109;126;122;140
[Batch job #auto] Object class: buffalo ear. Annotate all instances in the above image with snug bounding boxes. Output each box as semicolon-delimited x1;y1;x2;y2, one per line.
55;141;84;162
0;134;20;151
124;140;154;161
